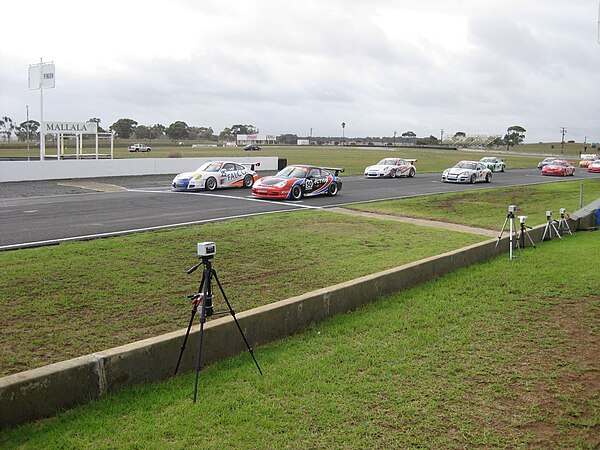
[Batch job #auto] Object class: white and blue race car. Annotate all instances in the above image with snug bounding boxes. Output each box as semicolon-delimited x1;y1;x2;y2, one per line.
441;160;492;184
364;158;417;178
172;161;260;191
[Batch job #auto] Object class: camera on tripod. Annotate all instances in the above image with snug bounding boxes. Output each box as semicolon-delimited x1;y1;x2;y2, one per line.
546;210;553;220
518;215;527;224
508;205;517;213
197;242;216;258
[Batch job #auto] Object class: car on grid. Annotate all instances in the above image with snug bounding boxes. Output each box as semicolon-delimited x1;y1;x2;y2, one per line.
252;165;344;200
579;153;599;168
364;157;417;178
479;156;505;172
441;160;492;184
244;144;261;151
172;161;260;191
541;159;575;177
537;156;560;169
587;160;600;173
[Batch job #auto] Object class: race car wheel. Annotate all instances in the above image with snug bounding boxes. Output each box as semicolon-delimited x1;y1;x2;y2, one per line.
389;170;396;178
328;182;338;196
290;185;303;200
470;174;476;184
243;174;254;188
485;173;492;183
205;177;218;191
408;168;415;178
500;165;505;172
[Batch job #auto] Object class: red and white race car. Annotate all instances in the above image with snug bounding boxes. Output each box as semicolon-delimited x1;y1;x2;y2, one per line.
541;159;575;177
587;160;600;173
579;154;598;168
172;161;260;191
364;158;417;178
441;161;492;184
252;165;343;200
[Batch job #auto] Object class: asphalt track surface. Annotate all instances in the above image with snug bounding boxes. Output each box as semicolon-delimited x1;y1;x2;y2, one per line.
1;169;596;250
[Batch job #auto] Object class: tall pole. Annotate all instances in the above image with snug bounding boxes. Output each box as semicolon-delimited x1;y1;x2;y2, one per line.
39;57;45;161
440;129;444;145
26;105;30;161
560;127;567;153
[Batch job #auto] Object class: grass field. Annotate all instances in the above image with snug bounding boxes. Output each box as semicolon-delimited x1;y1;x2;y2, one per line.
1;231;597;448
0;143;547;176
346;179;600;230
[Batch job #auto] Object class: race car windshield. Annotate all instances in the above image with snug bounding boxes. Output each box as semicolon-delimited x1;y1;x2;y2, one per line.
197;162;222;172
378;159;399;165
551;161;567;166
276;166;309;178
454;162;477;169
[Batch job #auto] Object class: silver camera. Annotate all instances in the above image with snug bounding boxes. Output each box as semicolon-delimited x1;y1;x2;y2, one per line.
546;211;552;219
560;208;566;215
508;205;517;213
197;242;216;258
518;215;528;224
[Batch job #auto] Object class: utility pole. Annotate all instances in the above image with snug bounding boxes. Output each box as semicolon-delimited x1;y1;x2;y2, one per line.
560;127;567;153
440;129;444;145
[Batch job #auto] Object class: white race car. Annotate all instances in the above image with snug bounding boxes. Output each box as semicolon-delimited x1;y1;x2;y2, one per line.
479;156;505;172
172;161;260;191
441;160;492;184
364;158;417;178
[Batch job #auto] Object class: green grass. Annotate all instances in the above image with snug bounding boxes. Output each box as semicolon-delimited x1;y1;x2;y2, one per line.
0;210;485;377
345;179;600;230
1;231;597;448
0;144;544;176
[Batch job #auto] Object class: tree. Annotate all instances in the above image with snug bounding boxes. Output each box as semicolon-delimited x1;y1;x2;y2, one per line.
166;121;190;140
0;116;15;142
453;131;466;138
219;127;233;141
110;118;138;138
278;133;299;144
503;125;526;149
88;117;105;133
401;131;416;137
134;125;151;139
188;126;214;140
16;120;40;142
230;124;259;136
150;124;165;140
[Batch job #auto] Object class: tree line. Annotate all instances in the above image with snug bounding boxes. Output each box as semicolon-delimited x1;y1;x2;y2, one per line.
0;115;526;148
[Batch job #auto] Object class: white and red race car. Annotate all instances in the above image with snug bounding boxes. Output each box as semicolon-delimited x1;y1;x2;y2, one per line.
364;158;417;178
441;160;492;184
172;161;260;191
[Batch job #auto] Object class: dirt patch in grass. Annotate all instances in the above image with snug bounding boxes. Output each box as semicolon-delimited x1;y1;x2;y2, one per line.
493;296;599;447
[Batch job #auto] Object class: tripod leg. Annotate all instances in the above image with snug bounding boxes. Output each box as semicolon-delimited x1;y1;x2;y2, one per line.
193;267;210;403
494;217;509;252
174;306;197;375
551;222;562;240
542;223;550;241
212;269;263;376
524;230;536;249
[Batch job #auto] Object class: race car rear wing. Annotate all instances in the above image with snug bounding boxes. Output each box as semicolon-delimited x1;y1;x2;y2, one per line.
405;159;418;164
241;161;261;171
323;167;345;176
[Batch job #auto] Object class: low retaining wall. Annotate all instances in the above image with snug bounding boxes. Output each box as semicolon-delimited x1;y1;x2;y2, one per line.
0;157;280;182
0;217;589;428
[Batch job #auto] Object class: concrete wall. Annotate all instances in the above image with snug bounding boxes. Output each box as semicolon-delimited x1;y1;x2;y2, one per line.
0;217;588;428
0;157;279;182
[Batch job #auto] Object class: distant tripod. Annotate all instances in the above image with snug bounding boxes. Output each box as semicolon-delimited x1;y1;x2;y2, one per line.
494;206;518;259
516;216;536;250
174;255;262;402
557;208;572;236
541;211;562;241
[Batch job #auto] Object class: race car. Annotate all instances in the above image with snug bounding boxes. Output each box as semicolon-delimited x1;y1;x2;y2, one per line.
541;159;575;176
579;154;599;168
479;156;505;172
364;158;417;178
172;161;260;191
252;165;343;200
587;160;600;173
441;161;492;184
538;156;560;169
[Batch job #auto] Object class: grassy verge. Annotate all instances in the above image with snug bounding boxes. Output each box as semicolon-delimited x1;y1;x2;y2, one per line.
0;210;485;377
1;231;597;448
345;179;600;229
0;145;543;176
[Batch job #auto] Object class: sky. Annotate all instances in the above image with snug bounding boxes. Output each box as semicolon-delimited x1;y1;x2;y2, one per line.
1;0;599;143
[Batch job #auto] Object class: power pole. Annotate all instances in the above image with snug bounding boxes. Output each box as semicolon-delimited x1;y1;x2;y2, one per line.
440;129;444;145
560;127;567;152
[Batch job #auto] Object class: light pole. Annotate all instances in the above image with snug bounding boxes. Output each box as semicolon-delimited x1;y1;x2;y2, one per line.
341;122;346;145
26;105;30;161
393;130;397;145
440;129;444;145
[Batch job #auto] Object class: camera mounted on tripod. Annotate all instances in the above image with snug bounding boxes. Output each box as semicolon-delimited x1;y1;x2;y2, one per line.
197;241;216;260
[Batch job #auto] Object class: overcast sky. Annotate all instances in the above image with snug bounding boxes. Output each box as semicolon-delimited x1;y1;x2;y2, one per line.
1;0;599;142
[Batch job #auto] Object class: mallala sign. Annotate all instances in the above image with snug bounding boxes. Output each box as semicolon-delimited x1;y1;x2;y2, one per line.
44;122;98;134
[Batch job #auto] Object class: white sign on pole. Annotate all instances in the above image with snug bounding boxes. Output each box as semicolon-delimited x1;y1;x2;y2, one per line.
28;63;55;90
44;122;98;134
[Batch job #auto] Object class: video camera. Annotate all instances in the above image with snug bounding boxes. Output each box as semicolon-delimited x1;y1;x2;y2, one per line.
197;242;216;258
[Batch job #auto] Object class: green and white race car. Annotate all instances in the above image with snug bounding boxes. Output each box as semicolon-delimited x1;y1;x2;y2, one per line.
479;156;505;172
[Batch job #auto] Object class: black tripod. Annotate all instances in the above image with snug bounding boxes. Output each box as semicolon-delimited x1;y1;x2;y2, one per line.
516;218;536;250
174;256;263;402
